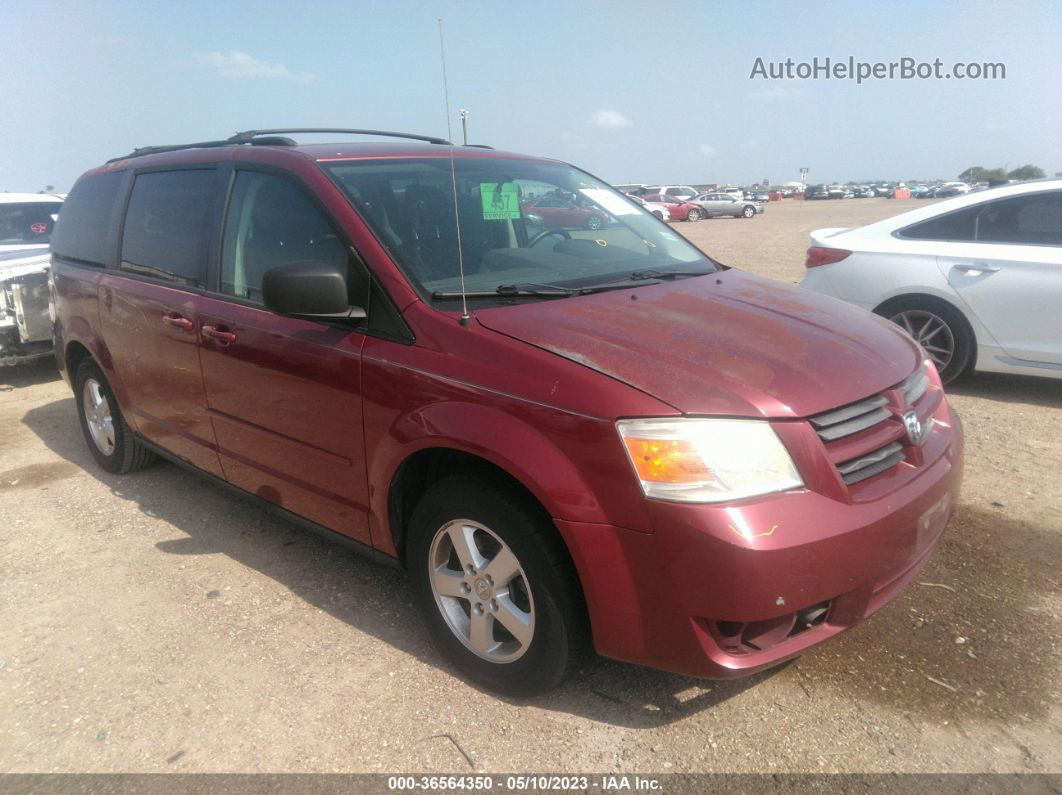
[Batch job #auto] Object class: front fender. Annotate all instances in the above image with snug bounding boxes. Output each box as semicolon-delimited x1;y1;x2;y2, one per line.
367;400;646;557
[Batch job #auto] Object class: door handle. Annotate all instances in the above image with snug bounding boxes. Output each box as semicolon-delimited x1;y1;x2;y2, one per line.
162;314;194;330
202;324;237;343
954;263;1000;273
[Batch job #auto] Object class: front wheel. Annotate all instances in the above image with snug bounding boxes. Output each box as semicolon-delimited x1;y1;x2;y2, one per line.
407;477;589;695
742;205;756;218
585;214;604;231
686;208;702;221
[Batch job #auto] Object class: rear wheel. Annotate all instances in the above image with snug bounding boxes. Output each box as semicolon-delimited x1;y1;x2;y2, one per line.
686;208;702;221
75;359;155;474
877;297;973;384
407;477;588;695
585;214;604;231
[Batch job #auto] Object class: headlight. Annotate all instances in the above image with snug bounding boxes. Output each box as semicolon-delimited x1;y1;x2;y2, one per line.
617;418;803;503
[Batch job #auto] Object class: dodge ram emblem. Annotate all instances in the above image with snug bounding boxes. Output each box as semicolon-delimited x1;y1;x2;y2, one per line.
903;410;927;445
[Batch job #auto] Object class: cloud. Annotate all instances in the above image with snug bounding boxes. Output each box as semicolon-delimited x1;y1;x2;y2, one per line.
697;143;718;157
748;84;805;100
195;51;316;83
590;110;633;129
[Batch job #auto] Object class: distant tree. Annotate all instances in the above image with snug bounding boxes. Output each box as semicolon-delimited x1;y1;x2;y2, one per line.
979;168;1009;182
1007;164;1045;180
958;166;985;182
38;185;55;193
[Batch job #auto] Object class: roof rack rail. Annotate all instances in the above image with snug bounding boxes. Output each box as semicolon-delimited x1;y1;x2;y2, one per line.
107;139;236;163
107;127;452;163
229;128;452;146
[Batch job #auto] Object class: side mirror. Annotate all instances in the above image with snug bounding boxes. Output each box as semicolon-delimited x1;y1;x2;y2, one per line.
262;260;365;321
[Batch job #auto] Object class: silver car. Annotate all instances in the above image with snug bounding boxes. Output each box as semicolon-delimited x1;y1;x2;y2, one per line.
689;193;764;219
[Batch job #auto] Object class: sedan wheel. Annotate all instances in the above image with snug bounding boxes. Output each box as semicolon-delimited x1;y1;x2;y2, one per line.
890;309;955;371
686;208;701;221
428;519;535;663
742;205;755;218
586;215;604;231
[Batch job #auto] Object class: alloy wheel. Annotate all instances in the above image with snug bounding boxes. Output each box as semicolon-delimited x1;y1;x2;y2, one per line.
427;519;535;663
82;377;116;456
890;309;955;370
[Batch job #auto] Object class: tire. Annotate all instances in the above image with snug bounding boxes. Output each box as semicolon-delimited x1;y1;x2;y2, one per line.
876;297;974;384
585;214;604;231
742;205;756;218
686;208;702;221
407;477;589;696
652;211;663;220
75;359;156;474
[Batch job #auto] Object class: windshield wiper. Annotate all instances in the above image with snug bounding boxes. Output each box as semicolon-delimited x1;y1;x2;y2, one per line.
432;283;576;299
431;279;663;300
628;268;716;281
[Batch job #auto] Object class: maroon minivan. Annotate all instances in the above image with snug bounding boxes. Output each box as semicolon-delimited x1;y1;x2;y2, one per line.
50;129;963;695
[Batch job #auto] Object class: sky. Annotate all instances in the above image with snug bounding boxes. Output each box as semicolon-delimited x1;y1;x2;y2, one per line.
2;0;1060;192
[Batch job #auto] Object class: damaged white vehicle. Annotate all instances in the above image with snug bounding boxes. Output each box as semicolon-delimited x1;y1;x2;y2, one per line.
0;194;63;365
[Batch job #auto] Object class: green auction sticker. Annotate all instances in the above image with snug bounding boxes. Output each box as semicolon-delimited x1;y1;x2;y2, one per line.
480;182;521;220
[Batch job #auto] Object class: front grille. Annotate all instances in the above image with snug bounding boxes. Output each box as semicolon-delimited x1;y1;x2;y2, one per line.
809;365;934;487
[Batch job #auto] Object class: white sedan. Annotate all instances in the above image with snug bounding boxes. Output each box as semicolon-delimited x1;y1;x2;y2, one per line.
800;180;1062;383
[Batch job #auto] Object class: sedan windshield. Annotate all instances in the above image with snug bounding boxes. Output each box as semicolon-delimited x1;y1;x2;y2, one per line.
321;157;716;304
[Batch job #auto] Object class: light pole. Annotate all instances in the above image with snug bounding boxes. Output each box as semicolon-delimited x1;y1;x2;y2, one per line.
458;109;469;145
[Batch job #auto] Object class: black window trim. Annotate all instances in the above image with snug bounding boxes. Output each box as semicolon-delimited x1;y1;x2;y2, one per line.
893;189;1062;248
207;161;414;344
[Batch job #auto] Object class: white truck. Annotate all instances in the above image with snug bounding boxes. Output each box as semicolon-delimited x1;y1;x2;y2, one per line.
0;194;63;365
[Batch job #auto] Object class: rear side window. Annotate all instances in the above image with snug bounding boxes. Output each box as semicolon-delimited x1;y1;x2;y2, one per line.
978;191;1062;246
51;172;124;265
120;170;214;286
898;204;980;242
0;201;63;246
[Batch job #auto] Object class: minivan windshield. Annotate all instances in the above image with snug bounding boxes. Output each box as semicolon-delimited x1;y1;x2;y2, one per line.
321;157;717;304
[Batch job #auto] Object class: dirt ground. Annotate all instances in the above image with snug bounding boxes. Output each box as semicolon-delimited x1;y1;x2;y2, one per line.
1;198;1059;775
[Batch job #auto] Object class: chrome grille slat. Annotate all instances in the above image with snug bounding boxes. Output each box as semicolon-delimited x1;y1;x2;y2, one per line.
840;447;906;485
814;406;892;441
902;366;930;405
809;395;888;430
837;442;904;476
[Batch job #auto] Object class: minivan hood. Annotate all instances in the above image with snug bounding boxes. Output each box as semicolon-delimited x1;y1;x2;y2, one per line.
476;269;921;418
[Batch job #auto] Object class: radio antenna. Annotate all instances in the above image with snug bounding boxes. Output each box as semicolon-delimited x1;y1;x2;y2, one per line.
438;18;471;326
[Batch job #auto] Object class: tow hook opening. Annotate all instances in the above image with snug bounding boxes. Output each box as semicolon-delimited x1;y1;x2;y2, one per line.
707;600;832;655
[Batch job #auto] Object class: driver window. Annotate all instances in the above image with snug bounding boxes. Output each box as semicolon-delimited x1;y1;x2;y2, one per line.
221;171;352;303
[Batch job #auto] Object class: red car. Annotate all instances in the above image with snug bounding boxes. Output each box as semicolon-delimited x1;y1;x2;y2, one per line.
640;193;704;221
51;128;963;695
520;195;609;230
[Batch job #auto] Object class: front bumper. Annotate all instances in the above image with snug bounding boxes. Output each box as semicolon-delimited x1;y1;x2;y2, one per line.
558;413;964;679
